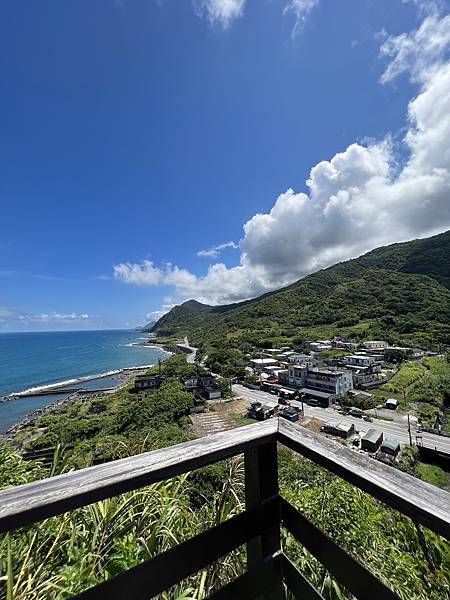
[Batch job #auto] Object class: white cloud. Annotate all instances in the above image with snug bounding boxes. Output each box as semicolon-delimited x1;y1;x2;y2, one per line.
18;313;91;323
192;0;245;29
283;0;319;36
402;0;445;17
115;9;450;310
379;12;450;83
197;241;239;258
146;297;176;322
191;0;319;32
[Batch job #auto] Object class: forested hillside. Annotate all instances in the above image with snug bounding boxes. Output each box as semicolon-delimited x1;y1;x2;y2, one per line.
150;231;450;350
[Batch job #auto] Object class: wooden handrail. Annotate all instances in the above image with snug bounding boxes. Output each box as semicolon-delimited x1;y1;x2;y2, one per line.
280;497;400;600
1;418;449;600
0;419;277;534
278;419;450;539
73;498;278;600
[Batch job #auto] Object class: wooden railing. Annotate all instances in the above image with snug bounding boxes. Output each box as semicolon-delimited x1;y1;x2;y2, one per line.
1;419;449;599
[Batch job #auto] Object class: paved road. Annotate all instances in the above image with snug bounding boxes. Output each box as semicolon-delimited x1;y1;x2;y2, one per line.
176;337;198;363
233;384;450;454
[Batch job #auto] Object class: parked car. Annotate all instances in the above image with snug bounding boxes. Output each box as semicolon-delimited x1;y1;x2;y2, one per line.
350;407;363;417
306;398;319;407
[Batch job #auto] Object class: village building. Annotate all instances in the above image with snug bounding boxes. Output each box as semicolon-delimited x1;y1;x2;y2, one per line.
361;429;383;452
276;351;297;361
134;374;166;391
322;421;355;439
182;375;199;392
202;387;222;401
348;390;373;403
287;364;353;405
277;369;289;385
182;372;222;401
343;354;380;368
249;358;279;371
363;341;388;350
263;365;281;376
331;339;358;350
288;353;313;364
308;341;332;352
380;438;401;456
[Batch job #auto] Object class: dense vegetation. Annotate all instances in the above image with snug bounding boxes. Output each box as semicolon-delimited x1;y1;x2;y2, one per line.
369;356;450;431
149;231;450;355
13;355;201;466
1;442;449;600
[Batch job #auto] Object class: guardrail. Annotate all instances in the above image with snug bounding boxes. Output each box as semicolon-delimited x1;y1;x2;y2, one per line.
1;419;449;599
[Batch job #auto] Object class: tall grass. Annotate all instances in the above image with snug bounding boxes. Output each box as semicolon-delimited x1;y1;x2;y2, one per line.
0;446;245;600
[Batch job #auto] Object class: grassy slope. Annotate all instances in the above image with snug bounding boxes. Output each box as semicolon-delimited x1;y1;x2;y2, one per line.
151;231;450;350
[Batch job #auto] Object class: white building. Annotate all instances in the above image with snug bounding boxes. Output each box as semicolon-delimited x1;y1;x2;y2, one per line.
363;341;387;350
344;354;379;367
249;358;278;371
287;364;353;402
308;342;332;352
288;353;312;364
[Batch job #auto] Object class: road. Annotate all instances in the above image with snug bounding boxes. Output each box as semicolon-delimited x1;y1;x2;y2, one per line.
176;337;198;363
233;384;450;454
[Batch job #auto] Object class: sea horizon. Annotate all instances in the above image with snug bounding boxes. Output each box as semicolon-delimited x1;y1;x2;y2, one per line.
0;327;137;335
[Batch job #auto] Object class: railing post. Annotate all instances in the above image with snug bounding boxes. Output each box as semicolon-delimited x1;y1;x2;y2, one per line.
245;440;284;599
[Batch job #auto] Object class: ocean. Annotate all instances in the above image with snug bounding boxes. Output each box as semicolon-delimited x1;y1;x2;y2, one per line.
0;329;168;432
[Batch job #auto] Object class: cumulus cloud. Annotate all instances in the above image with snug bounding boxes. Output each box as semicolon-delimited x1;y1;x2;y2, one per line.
192;0;245;29
115;9;450;309
197;241;239;258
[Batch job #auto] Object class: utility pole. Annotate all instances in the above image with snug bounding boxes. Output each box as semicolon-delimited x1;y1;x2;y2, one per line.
407;413;413;446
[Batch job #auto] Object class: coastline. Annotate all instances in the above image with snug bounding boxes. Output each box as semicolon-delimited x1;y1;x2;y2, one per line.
1;366;149;444
0;363;158;401
0;331;174;440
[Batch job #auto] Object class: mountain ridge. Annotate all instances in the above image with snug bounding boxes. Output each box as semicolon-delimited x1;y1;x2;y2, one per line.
147;231;450;349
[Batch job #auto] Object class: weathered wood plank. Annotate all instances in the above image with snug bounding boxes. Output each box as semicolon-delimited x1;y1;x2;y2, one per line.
0;420;277;533
245;442;283;599
281;555;325;600
278;419;450;539
73;498;278;600
207;554;282;600
281;498;401;600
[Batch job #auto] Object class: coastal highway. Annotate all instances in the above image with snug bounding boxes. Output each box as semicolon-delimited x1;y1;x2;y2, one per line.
176;337;198;364
232;384;450;454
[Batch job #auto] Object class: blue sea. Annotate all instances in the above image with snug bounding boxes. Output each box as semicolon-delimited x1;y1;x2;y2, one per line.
0;330;168;432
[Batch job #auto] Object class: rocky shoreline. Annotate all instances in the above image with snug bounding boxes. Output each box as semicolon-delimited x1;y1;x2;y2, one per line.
1;367;148;445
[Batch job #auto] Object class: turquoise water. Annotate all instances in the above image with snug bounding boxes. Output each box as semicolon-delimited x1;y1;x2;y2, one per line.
0;330;167;431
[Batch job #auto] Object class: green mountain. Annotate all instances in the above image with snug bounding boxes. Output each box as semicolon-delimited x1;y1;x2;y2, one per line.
149;231;450;349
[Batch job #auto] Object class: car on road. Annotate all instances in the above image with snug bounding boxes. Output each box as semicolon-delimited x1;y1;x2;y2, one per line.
349;407;363;417
306;398;319;407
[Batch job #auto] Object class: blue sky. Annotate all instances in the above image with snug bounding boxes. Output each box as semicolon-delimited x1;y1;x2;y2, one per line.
1;0;449;331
